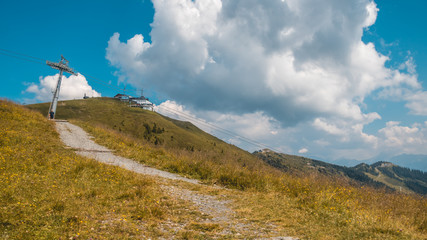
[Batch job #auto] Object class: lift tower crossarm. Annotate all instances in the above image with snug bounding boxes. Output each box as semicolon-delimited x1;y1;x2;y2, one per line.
47;55;77;120
46;60;76;74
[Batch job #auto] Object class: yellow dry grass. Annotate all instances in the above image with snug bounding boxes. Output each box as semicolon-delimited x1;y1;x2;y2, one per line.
76;119;427;239
0;100;208;239
21;98;427;239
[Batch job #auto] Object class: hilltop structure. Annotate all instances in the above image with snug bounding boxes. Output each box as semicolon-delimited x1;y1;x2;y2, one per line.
114;93;131;102
114;93;154;110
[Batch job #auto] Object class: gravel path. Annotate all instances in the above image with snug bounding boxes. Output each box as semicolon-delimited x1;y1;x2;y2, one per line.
55;120;199;184
55;120;298;239
55;121;232;221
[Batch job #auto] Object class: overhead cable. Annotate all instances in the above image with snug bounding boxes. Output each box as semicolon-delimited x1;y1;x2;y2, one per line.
0;47;280;152
156;104;281;152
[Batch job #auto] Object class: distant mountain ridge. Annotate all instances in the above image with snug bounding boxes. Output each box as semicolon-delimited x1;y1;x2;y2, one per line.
353;161;427;195
254;150;427;195
329;154;427;172
388;154;427;172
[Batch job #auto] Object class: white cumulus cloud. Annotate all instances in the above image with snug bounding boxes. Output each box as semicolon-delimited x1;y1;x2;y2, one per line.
25;73;101;102
379;121;427;154
105;0;426;161
298;148;309;154
155;100;283;151
154;100;197;121
106;0;418;124
405;91;427;116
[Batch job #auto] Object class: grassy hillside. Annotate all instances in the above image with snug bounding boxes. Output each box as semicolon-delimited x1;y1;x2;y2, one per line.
254;150;427;196
254;150;385;186
25;98;427;239
29;97;243;153
0;100;219;239
353;162;427;195
254;150;392;188
28;98;283;190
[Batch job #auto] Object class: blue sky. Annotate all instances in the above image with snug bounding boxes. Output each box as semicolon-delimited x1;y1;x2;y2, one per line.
0;0;154;101
363;0;427;132
1;0;427;169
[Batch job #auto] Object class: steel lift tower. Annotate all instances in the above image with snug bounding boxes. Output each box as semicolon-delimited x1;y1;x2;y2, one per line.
46;55;77;119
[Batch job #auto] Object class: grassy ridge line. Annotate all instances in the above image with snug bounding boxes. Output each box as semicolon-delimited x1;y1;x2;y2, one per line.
27;98;427;238
28;97;237;153
75;120;283;191
254;151;397;191
29;98;284;191
0;100;205;239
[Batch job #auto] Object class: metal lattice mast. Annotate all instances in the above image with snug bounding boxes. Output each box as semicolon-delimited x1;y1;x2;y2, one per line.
46;55;77;119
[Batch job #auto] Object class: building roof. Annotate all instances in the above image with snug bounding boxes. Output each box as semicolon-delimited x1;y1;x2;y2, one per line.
130;96;147;100
114;93;131;98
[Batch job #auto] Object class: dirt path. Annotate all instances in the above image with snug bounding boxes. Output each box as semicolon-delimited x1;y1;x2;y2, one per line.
55;120;200;185
55;120;298;239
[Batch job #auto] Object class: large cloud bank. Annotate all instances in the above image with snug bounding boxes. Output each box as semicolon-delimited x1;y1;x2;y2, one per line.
25;73;101;102
106;0;427;160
